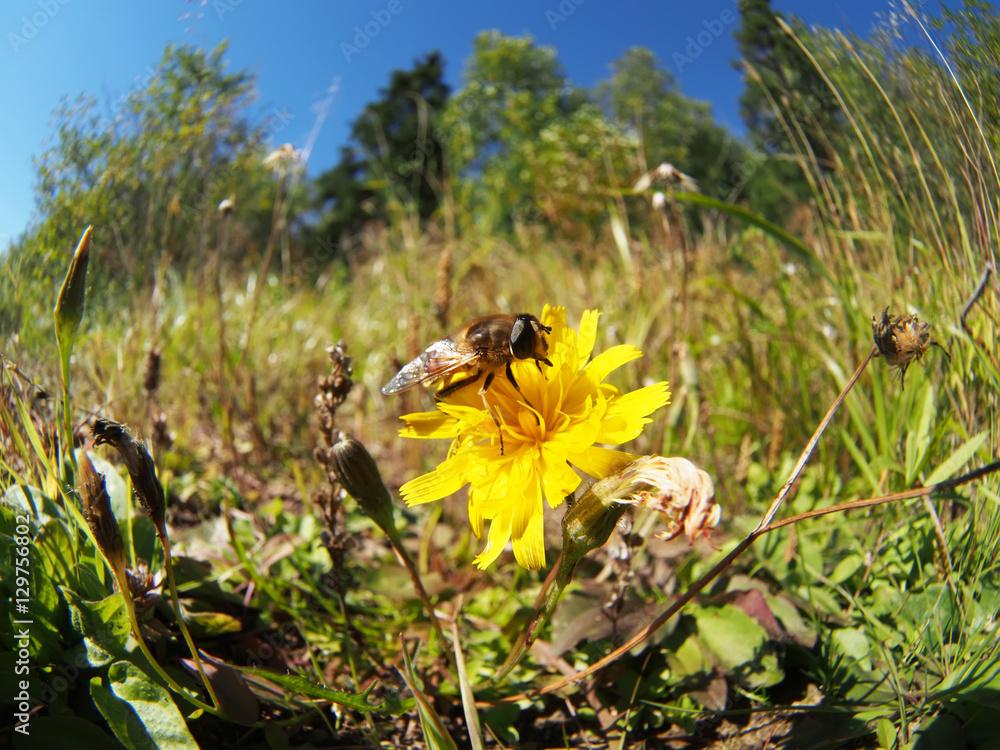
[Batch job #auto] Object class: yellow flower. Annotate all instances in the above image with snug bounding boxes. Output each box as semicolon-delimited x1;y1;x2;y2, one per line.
398;306;670;570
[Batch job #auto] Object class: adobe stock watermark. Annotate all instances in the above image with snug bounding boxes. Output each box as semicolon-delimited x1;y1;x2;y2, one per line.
546;0;587;31
340;0;414;63
8;0;72;54
673;6;739;72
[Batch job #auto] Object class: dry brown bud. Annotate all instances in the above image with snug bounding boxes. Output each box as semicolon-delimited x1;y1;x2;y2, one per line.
871;307;951;389
92;419;168;542
80;453;127;582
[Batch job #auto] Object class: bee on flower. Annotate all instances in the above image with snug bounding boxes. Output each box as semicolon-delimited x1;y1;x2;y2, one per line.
394;305;671;570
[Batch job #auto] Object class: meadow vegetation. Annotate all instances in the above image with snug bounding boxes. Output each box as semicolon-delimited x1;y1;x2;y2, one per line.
1;2;999;748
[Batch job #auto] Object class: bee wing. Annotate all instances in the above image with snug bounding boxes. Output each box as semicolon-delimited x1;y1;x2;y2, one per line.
381;338;478;395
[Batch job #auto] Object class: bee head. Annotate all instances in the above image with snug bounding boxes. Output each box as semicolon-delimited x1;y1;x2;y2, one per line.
510;314;552;361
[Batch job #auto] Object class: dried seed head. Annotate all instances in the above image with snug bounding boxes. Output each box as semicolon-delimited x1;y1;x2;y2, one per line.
611;455;720;543
263;143;299;172
80;452;127;582
125;560;160;617
871;307;951;389
314;343;354;436
143;347;162;395
150;412;174;453
92;419;168;541
218;196;235;216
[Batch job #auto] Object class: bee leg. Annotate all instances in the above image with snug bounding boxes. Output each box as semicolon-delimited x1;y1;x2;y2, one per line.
506;363;542;427
479;372;505;455
436;370;482;399
504;362;520;391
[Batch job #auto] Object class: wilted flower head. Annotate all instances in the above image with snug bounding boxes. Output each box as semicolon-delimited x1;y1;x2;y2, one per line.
398;306;670;570
871;307;950;388
633;163;699;193
610;455;719;543
263;143;300;172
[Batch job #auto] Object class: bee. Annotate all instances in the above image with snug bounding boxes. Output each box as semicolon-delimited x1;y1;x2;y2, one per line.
382;314;553;454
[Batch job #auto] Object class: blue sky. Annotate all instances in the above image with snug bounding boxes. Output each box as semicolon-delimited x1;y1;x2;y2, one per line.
1;0;942;246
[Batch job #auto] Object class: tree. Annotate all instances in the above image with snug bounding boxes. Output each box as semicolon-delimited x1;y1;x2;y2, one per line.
732;0;842;217
313;52;449;248
2;42;287;339
440;32;590;232
598;47;745;201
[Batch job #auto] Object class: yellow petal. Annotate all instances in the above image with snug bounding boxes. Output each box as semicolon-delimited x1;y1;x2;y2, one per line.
510;462;541;539
512;509;546;570
399;410;458;439
539;449;583;508
583;344;643;385
400;453;470;505
570;445;636;479
474;506;513;569
599;382;671;444
575;310;601;366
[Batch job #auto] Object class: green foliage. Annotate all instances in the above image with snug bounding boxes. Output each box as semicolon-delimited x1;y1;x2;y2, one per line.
440;31;592;233
3;4;1000;745
598;47;745;201
313;51;450;249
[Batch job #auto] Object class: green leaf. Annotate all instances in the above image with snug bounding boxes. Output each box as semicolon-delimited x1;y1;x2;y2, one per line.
691;605;783;686
925;431;989;485
876;717;896;749
829;553;865;586
832;627;872;670
904;385;935;485
54;227;92;391
61;588;131;667
12;715;125;750
104;661;199;750
398;643;460;750
230;664;386;713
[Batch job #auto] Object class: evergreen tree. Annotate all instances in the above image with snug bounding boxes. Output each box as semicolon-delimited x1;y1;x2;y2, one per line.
314;52;449;248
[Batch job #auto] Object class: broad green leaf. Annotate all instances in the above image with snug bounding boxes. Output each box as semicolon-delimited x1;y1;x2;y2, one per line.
925;431;989;485
61;588;131;667
691;605;766;672
829;554;865;585
107;661;199;750
832;627;872;670
91;675;159;750
876;717;896;749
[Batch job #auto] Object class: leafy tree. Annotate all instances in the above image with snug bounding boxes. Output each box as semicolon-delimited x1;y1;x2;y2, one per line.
1;42;289;341
732;0;843;218
313;52;449;248
440;32;590;232
598;47;745;201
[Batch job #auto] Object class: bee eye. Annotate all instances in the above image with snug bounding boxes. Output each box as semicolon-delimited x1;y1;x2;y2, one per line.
510;315;536;359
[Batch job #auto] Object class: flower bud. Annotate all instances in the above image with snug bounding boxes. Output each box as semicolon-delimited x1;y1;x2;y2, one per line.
329;436;400;544
92;419;168;542
54;226;92;377
79;453;127;584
